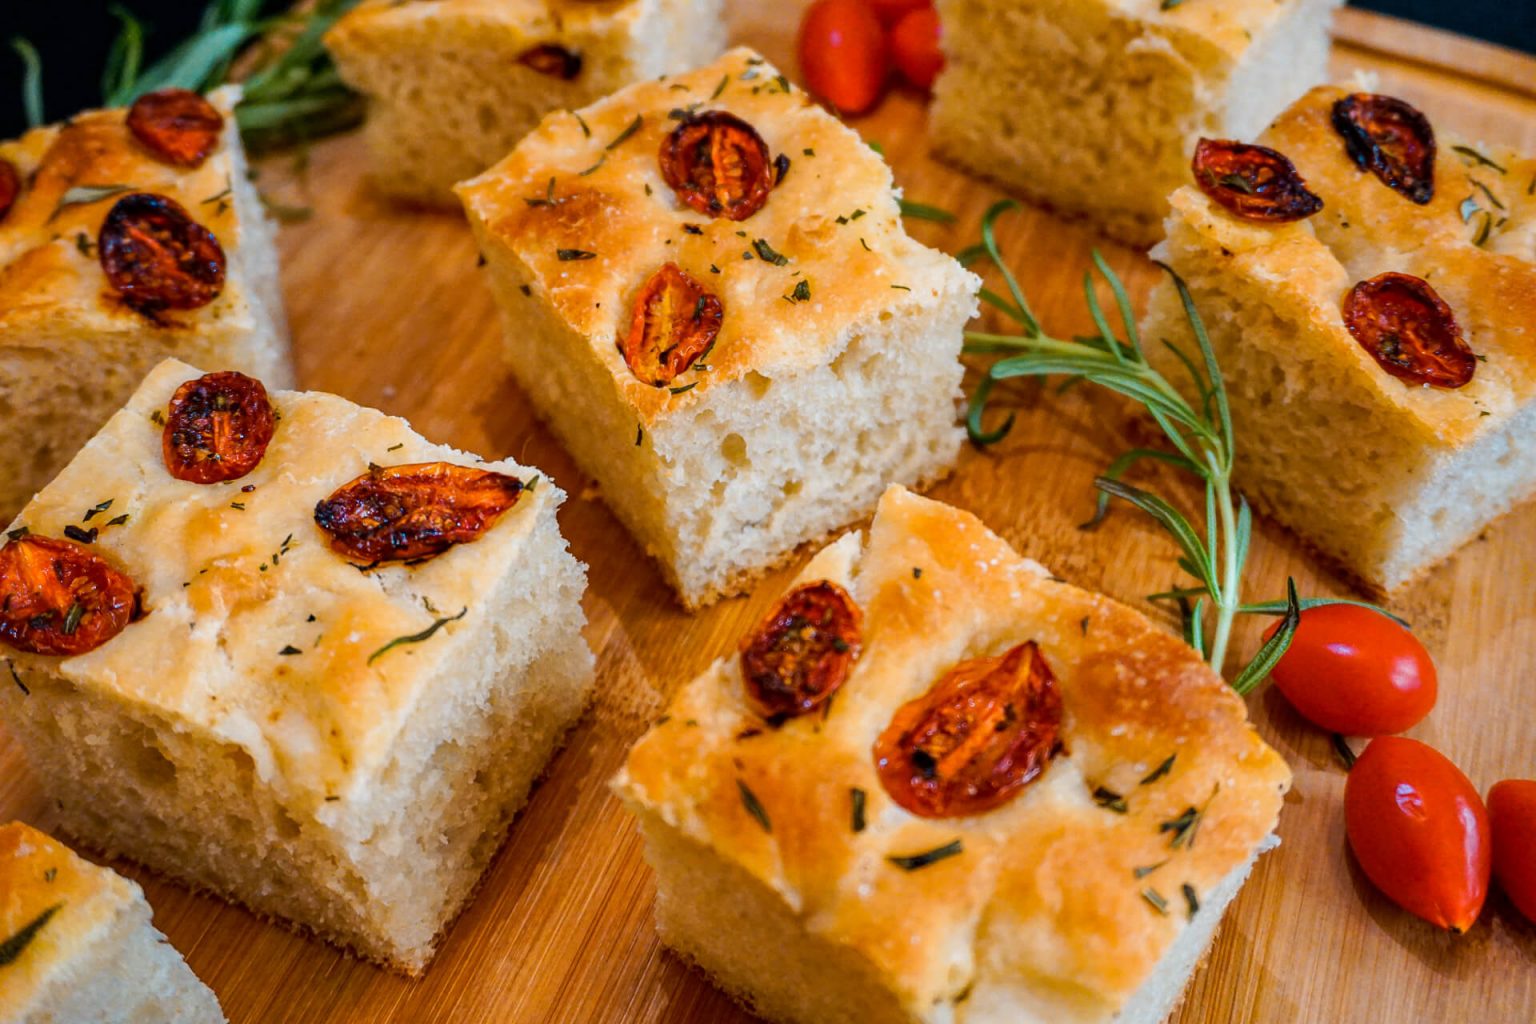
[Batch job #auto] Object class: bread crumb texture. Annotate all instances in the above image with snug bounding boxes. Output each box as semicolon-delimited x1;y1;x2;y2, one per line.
0;86;292;521
615;487;1290;1024
1145;84;1536;591
0;359;594;973
929;0;1341;245
459;48;980;607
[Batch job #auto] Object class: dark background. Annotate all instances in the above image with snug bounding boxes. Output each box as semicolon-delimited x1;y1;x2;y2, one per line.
0;1;1532;139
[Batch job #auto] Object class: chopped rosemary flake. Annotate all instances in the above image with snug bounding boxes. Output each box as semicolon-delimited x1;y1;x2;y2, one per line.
1182;883;1200;917
683;223;703;235
81;499;113;521
7;661;28;696
1452;145;1507;173
201;185;232;207
851;208;866;220
557;248;597;261
785;279;811;303
520;284;533;296
669;382;698;395
1133;861;1167;879
850;787;867;832
279;645;302;656
710;74;729;99
1470;178;1506;210
1160;784;1218;849
229;502;246;510
150;410;166;427
578;154;606;176
898;199;956;223
607;114;644;150
1141;887;1170;914
1472;210;1494;246
912;567;922;579
43;868;55;882
525;475;541;492
709;264;720;274
1092;786;1128;813
891;284;911;291
635;425;644;446
1217;173;1255;195
887;839;963;871
774;153;791;185
752;238;789;265
50;184;132;222
367;607;468;666
860;237;871;252
524;177;558;207
5;527;27;541
61;603;83;636
803;147;815;157
738;779;772;832
573;111;591;137
1079;616;1090;635
1140;754;1176;785
73;232;95;256
386;443;404;452
0;903;62;966
62;525;97;545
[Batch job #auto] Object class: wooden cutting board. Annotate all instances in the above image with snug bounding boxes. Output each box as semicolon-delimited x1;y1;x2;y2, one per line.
3;6;1534;1022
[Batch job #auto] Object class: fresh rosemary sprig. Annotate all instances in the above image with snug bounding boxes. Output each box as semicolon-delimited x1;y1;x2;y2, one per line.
15;0;362;153
962;200;1390;692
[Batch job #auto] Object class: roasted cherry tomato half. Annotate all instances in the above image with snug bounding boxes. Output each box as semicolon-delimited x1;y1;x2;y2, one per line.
126;88;224;168
0;158;20;224
890;7;943;92
1191;138;1323;222
739;579;862;722
161;371;276;485
98;192;226;314
660;111;775;221
870;0;930;26
1343;272;1474;389
1345;737;1490;932
1331;93;1436;204
1488;779;1536;924
875;641;1063;818
0;535;137;656
797;0;889;116
619;263;723;387
517;44;582;80
314;462;524;563
1264;604;1435;736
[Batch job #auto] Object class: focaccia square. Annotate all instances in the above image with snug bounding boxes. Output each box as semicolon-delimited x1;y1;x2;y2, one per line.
1142;85;1536;591
0;821;225;1024
458;48;979;609
0;86;292;520
929;0;1341;245
0;359;594;975
614;486;1290;1024
326;0;727;204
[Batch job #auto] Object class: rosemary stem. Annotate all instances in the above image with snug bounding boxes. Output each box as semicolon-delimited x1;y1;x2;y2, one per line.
1207;462;1240;672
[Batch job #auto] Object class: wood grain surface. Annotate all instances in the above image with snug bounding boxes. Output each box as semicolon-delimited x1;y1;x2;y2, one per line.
3;7;1535;1022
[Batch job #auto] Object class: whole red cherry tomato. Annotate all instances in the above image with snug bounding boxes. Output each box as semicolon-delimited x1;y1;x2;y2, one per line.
890;7;943;91
1264;604;1435;735
1488;779;1536;923
1345;737;1490;932
797;0;888;116
869;0;928;26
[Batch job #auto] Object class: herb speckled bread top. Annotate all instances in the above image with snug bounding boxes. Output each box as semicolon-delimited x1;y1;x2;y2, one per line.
0;87;262;341
332;0;643;37
0;822;137;1017
457;47;977;425
2;359;558;808
1161;85;1536;447
978;0;1315;62
614;487;1289;1020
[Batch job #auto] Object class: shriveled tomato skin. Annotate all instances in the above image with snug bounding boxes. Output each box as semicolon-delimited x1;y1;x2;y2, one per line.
890;8;943;92
620;263;723;386
1332;93;1436;204
874;641;1063;818
739;580;862;722
314;462;524;563
0;158;20;224
1344;272;1474;389
518;44;582;80
659;112;775;221
1191;138;1323;222
1265;604;1435;736
1488;780;1536;924
798;0;888;116
98;193;226;313
0;536;137;656
162;371;276;484
126;88;225;168
1345;737;1490;932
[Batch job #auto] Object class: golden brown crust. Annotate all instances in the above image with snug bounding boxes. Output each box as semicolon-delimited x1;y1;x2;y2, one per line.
5;359;556;809
0;822;136;1016
615;487;1290;1015
457;48;956;426
0;87;260;340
